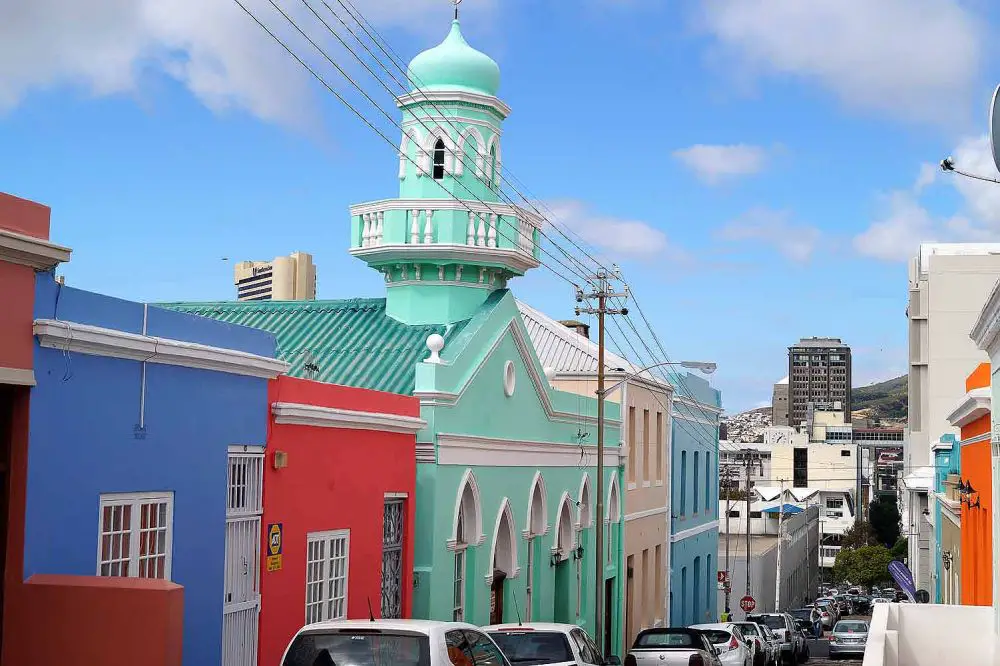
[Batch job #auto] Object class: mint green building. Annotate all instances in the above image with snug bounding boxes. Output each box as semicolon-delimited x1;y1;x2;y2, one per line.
166;17;624;655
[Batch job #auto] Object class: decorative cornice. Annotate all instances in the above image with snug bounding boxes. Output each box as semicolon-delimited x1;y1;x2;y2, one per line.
396;89;512;119
946;387;991;428
0;229;71;270
33;319;288;379
350;243;539;275
0;366;35;386
669;519;717;543
624;506;668;522
414;317;622;428
403;115;502;137
972;280;1000;355
674;395;723;415
271;402;426;434
436;433;621;468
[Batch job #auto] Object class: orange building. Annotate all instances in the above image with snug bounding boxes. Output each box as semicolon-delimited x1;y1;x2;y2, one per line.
948;363;992;606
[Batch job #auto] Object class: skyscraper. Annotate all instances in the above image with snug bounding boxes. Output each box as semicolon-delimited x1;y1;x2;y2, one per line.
233;251;316;301
787;337;851;426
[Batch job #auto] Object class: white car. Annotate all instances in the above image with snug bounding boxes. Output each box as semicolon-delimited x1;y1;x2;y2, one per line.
690;623;753;666
485;622;621;666
280;618;512;666
870;597;892;605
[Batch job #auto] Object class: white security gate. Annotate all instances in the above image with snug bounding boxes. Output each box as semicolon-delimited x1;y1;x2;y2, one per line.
223;446;264;666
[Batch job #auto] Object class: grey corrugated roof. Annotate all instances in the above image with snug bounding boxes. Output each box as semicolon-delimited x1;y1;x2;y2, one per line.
517;299;643;375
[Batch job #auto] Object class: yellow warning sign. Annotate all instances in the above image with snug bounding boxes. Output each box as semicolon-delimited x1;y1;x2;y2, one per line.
267;523;283;556
266;554;283;571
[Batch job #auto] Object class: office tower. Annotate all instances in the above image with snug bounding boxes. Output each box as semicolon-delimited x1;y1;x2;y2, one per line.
234;251;316;301
787;337;851;426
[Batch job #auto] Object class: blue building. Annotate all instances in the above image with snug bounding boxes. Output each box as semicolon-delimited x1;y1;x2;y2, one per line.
669;373;722;626
930;434;961;604
24;272;286;666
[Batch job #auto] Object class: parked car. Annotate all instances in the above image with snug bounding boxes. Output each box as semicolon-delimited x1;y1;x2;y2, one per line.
814;598;840;623
280;619;512;666
789;608;825;635
689;624;754;666
828;620;869;660
731;621;777;666
485;622;621;666
758;625;782;666
624;627;722;666
833;595;855;615
870;597;891;605
746;614;805;665
847;595;871;615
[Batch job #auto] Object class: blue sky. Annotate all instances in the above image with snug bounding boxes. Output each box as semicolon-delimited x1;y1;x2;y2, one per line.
2;0;1000;412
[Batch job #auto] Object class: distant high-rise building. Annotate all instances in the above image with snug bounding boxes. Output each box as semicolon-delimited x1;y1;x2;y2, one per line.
787;337;851;426
234;251;316;301
772;376;789;426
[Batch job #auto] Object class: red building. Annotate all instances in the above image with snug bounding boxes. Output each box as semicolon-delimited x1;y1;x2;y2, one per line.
259;376;421;665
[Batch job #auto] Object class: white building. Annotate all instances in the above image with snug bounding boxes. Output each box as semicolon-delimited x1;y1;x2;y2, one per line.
904;243;1000;593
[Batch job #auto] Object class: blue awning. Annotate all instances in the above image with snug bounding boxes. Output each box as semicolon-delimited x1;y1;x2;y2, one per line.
762;504;803;514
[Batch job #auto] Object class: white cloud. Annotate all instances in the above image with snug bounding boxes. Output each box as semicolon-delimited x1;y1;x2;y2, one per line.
697;0;982;125
717;207;821;262
948;135;1000;226
543;200;675;263
853;191;942;262
672;143;767;184
0;0;495;128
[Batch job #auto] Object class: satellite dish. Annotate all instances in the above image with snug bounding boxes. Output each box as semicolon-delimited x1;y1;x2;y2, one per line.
989;83;1000;174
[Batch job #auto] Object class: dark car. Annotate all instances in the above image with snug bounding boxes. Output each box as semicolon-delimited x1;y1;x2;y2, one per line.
788;609;822;638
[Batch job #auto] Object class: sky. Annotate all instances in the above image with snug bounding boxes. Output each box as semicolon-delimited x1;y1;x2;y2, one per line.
2;0;1000;413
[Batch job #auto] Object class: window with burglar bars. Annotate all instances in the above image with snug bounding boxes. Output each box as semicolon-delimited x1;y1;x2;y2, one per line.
98;492;173;579
381;499;404;618
227;452;264;516
305;530;349;624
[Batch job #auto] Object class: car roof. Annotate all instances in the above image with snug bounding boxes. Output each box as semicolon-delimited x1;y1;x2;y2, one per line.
484;623;579;633
293;619;480;637
690;623;735;631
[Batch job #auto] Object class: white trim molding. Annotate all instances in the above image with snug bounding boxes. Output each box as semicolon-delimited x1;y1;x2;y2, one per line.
396;89;512;119
350;243;539;274
0;366;35;386
625;506;668;523
34;319;289;379
669;520;718;543
673;394;723;415
972;281;1000;355
946;387;991;428
349;198;542;228
436;433;621;468
272;402;426;434
0;229;71;270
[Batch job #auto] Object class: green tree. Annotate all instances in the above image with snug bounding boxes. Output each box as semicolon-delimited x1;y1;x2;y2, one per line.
890;537;908;560
840;521;877;549
832;545;894;587
869;496;902;547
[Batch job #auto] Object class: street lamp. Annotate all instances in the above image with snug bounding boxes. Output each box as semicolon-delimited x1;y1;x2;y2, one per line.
592;358;716;651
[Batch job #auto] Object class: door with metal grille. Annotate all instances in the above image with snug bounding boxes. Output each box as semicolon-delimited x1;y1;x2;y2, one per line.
223;447;264;666
381;498;404;618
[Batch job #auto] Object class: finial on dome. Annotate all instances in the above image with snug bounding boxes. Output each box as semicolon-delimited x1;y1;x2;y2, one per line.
452;0;462;20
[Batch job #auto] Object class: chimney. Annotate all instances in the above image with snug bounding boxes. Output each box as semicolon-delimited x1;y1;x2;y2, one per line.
558;319;590;340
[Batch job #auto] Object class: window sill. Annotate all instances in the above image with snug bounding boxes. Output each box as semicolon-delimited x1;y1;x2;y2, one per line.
627;483;638;491
642;481;651;488
655;480;664;487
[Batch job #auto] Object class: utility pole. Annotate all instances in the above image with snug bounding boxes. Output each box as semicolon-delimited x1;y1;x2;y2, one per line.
576;268;627;651
774;479;786;611
723;465;734;613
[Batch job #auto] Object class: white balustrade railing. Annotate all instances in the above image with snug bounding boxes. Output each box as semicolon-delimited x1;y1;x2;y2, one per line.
358;205;536;257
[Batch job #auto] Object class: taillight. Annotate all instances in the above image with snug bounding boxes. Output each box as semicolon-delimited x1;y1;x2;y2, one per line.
729;636;739;650
689;655;705;666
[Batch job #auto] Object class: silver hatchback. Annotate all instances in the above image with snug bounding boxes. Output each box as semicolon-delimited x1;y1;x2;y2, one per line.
828;619;868;659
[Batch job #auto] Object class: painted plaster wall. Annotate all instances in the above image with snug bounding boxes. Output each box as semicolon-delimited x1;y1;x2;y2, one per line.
259;376;418;666
671;527;718;625
408;293;624;652
24;274;274;666
962;432;993;605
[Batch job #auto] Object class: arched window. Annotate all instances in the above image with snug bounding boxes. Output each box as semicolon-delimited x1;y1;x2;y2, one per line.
489;144;497;189
525;472;547;621
452;470;482;621
433;138;446;180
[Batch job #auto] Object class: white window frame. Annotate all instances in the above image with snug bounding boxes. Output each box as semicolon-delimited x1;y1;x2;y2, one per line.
305;529;350;624
97;491;174;580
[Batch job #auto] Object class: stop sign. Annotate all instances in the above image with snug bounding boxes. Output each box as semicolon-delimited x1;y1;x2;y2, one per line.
739;595;756;613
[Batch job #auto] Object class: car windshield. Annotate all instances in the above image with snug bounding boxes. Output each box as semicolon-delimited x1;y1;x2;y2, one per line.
834;622;868;634
634;631;699;648
487;632;572;664
735;623;760;637
789;609;812;619
282;631;430;666
701;630;734;645
750;616;786;630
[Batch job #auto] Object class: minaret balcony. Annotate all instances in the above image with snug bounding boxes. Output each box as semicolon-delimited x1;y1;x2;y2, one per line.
349;198;542;275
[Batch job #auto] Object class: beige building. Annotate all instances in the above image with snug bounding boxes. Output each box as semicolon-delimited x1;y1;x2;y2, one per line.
518;301;672;649
234;251;316;301
771;376;789;426
905;243;1000;590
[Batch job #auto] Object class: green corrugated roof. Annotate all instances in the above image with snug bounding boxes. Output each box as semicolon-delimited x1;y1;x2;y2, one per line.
160;298;468;395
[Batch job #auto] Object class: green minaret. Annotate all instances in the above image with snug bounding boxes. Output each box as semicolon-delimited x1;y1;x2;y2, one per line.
349;19;541;325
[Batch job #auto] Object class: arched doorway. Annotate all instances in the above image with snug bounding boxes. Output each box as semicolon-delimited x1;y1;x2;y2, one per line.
489;500;517;624
553;494;574;623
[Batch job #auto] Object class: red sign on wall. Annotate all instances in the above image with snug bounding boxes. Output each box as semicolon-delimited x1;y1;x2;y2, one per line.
717;570;728;584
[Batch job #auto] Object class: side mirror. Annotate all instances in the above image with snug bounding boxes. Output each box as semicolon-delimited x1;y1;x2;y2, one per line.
604;658;621;666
